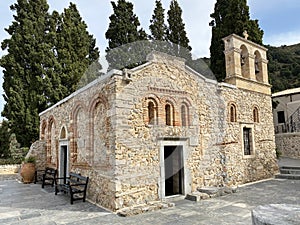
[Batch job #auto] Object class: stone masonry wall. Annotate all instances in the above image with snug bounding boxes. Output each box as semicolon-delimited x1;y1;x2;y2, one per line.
112;53;278;210
275;133;300;159
221;87;278;185
38;52;278;212
39;74;118;211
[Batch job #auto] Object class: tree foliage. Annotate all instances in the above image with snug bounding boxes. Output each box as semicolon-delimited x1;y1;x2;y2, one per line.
105;0;147;70
268;44;300;93
166;0;192;60
209;0;263;81
149;0;167;41
0;120;11;158
0;0;100;147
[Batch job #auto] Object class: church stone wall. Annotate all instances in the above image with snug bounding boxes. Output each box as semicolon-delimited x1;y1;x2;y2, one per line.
112;53;278;210
38;51;278;212
39;74;119;210
221;88;278;185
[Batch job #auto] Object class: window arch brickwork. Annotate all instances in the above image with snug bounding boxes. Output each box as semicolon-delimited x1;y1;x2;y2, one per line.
229;103;237;122
253;106;259;123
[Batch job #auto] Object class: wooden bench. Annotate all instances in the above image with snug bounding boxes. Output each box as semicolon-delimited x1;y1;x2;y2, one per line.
34;167;57;188
55;172;89;204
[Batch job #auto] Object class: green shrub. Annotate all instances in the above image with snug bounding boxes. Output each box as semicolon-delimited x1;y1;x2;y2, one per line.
24;156;36;164
0;158;22;165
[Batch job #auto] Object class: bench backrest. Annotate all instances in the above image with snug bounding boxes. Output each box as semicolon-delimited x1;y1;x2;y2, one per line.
45;167;57;176
68;172;89;186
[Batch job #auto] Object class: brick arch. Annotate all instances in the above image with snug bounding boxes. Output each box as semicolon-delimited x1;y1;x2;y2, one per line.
179;97;193;127
70;101;89;163
143;94;160;125
228;102;237;122
48;115;58;166
40;119;47;140
161;97;177;126
252;105;260;123
88;93;109;115
88;93;109;167
59;126;67;140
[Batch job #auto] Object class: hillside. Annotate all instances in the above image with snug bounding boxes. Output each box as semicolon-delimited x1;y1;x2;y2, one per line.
267;43;300;93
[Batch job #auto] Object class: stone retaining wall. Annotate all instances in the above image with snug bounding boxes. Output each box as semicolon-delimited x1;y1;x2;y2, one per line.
275;133;300;159
0;164;20;174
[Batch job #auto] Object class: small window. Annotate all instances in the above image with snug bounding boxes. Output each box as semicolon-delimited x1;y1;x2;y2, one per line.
181;105;188;126
146;98;158;125
253;107;259;123
165;104;171;126
243;127;252;155
60;127;66;139
277;111;285;124
229;104;237;122
148;102;155;125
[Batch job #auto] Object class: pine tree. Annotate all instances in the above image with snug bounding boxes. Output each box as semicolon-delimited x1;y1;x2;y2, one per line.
166;0;192;60
209;0;264;81
105;0;148;69
149;0;167;41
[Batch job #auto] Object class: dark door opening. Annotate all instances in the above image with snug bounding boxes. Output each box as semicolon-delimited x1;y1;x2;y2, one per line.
164;145;184;196
60;145;68;184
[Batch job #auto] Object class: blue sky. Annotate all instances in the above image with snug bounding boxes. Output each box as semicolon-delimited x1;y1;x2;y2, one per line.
0;0;300;120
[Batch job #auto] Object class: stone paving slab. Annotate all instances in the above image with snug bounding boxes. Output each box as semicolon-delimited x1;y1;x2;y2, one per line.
0;177;300;224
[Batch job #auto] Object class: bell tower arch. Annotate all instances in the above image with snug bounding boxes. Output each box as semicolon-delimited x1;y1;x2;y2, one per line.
222;33;271;95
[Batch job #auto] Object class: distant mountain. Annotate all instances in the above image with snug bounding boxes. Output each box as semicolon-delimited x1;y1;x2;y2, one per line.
267;43;300;93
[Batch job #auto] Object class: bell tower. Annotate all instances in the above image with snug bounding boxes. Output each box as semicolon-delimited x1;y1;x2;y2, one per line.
222;32;271;95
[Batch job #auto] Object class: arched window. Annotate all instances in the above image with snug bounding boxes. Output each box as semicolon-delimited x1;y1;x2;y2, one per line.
60;126;67;139
148;102;155;125
146;98;158;125
229;103;237;122
165;104;171;126
253;107;259;123
181;104;189;126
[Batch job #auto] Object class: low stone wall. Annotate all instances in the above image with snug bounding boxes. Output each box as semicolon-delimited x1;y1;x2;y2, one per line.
0;164;20;174
275;133;300;159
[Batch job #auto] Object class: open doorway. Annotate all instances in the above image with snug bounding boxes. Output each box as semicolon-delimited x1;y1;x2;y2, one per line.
59;145;68;184
164;145;184;196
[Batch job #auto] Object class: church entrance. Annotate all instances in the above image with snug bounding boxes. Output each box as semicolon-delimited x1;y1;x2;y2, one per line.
59;143;69;184
164;145;184;196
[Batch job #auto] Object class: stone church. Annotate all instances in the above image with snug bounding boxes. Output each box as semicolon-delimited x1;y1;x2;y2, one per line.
36;33;278;211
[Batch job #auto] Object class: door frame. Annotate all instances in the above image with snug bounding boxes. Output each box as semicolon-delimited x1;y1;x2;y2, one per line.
59;140;69;183
159;139;190;199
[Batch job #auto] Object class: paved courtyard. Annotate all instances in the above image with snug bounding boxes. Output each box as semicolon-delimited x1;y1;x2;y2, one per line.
0;158;300;225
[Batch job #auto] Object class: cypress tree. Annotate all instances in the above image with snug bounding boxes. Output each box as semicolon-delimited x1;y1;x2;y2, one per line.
149;0;167;41
0;0;53;147
0;120;11;158
209;0;263;81
105;0;148;69
51;3;100;101
166;0;192;60
1;1;100;147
